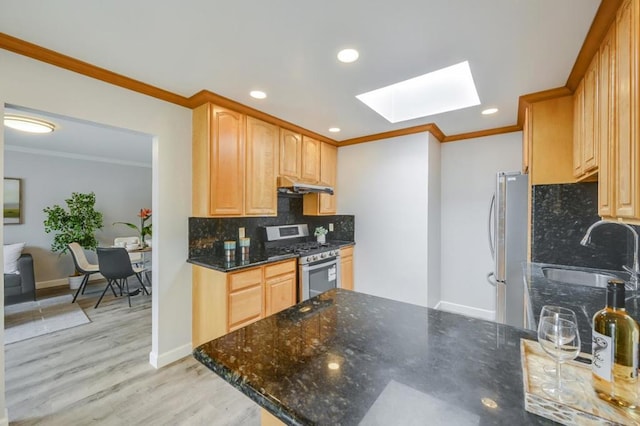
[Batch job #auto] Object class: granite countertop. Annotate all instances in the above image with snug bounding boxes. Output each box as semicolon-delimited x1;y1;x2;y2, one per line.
194;289;553;425
187;240;355;272
524;262;640;354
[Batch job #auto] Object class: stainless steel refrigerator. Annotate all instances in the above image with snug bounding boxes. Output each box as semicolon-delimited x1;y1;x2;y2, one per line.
487;171;528;328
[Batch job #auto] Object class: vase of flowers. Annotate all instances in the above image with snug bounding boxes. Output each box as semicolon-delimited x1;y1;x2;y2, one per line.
314;226;328;244
114;208;152;247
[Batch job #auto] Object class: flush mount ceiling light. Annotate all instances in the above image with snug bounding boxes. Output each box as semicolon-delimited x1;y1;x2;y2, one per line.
356;61;481;123
250;90;267;99
4;115;56;133
328;127;341;133
482;107;499;115
337;48;359;63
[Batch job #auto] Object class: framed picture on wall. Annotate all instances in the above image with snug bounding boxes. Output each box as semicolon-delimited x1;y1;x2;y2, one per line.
4;178;22;225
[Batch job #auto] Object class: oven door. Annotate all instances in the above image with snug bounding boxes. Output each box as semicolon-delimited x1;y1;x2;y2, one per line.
300;256;341;301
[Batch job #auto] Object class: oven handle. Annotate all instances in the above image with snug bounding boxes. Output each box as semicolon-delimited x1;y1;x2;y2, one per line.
301;257;340;271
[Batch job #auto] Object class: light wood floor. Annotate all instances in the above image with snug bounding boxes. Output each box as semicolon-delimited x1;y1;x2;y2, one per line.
5;282;259;425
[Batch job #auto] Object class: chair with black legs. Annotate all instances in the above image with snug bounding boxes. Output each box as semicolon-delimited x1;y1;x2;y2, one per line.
68;242;101;303
96;247;149;308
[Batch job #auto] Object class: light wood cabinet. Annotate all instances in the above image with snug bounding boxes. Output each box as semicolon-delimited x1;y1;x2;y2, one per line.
612;0;640;221
301;136;321;183
192;103;245;216
192;258;297;347
193;104;277;217
304;142;338;215
522;106;530;174
279;128;302;180
246;117;278;216
525;96;575;185
573;56;599;181
265;261;297;316
340;246;354;291
598;23;616;217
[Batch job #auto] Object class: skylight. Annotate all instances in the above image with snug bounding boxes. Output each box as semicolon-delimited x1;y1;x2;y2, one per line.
356;61;481;123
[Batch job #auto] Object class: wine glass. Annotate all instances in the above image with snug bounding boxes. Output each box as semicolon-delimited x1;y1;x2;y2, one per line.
537;314;581;403
538;306;580;379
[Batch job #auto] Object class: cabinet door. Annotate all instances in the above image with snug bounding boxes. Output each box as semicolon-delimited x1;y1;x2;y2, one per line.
279;129;301;179
301;136;321;183
318;143;338;214
582;55;598;173
265;273;296;316
228;284;263;331
340;246;354;291
246;117;278;216
599;23;615;217
573;80;584;178
522;106;531;174
210;106;245;216
614;0;639;219
228;267;263;331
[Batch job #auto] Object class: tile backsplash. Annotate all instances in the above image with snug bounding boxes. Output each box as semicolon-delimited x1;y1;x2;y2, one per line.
189;195;355;257
531;182;639;271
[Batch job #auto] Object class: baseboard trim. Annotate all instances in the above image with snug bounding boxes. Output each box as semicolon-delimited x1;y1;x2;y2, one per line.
36;274;105;290
435;301;495;322
149;343;192;369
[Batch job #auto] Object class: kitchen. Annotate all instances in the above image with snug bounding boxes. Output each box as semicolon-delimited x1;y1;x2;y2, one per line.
1;0;638;424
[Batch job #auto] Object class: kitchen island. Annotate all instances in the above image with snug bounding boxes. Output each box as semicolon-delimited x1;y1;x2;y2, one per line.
194;289;555;425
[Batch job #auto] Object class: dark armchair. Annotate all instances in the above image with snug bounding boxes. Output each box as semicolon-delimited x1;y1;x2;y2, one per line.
4;253;36;305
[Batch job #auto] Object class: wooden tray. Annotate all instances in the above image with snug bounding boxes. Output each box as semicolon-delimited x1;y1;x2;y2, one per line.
520;339;640;425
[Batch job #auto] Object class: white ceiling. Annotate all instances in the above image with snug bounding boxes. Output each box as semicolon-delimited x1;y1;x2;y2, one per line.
1;0;600;143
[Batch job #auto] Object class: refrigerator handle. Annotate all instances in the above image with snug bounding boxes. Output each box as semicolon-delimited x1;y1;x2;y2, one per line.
488;193;495;260
487;272;497;286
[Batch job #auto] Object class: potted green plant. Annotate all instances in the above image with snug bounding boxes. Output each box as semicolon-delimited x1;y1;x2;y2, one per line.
314;226;328;244
43;192;104;289
113;208;152;247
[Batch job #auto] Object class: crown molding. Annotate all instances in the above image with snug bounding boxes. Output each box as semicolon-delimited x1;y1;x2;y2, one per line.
5;145;152;168
0;0;620;147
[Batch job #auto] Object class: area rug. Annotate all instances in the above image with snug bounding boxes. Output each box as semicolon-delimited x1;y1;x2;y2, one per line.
4;294;91;344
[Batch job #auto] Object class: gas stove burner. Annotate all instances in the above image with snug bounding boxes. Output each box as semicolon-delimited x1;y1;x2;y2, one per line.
263;223;341;264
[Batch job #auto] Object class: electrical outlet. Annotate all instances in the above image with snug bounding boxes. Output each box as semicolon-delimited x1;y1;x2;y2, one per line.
239;227;245;238
329;223;334;232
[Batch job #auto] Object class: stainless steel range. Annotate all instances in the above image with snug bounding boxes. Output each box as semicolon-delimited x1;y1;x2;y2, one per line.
264;224;341;301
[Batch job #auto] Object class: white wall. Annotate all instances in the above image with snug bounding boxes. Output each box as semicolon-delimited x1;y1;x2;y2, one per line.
426;137;441;308
4;150;152;285
337;133;439;307
0;49;193;424
439;132;522;320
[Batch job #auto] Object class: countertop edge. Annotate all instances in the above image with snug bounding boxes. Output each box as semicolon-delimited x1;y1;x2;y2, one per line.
192;349;310;426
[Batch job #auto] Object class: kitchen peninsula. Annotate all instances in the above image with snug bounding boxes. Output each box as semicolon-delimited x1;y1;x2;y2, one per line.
194;289;554;425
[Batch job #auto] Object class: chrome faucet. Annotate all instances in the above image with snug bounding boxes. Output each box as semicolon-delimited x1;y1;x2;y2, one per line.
580;220;640;289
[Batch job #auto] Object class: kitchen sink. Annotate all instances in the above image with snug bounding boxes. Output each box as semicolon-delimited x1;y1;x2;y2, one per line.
541;266;623;288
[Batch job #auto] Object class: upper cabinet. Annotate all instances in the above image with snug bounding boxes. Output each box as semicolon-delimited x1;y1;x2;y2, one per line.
597;0;640;223
279;129;302;180
598;22;616;217
301;136;321;184
192;103;277;217
304;142;338;215
524;96;575;185
573;55;599;181
246;117;278;215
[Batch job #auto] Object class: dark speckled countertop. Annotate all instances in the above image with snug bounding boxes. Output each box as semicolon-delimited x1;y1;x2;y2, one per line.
524;262;640;354
194;289;554;425
187;240;354;272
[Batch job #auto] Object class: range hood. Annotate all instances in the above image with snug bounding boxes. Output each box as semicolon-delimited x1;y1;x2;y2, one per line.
277;176;334;195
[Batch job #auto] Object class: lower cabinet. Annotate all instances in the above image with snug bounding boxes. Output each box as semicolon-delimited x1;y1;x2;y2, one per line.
192;258;297;348
340;246;354;291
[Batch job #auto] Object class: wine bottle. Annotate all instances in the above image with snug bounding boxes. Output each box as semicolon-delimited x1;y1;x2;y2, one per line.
592;279;640;409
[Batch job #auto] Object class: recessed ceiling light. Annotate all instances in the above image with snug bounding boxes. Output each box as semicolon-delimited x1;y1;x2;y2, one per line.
482;108;498;115
356;61;481;123
329;127;341;133
250;90;267;99
327;362;340;370
337;48;359;63
4;115;55;133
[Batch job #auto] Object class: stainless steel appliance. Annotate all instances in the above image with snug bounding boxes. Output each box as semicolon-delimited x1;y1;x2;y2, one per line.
487;171;528;328
264;224;341;301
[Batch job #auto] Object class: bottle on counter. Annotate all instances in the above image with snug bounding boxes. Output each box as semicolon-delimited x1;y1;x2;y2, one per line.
592;279;640;409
